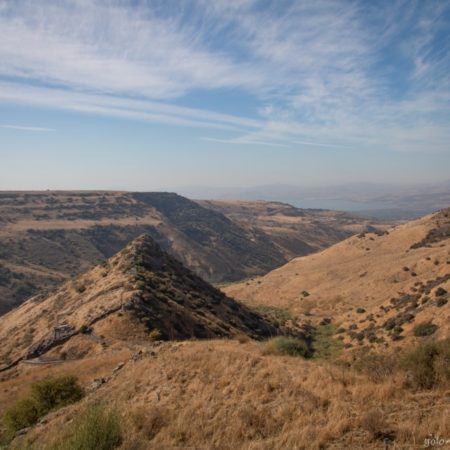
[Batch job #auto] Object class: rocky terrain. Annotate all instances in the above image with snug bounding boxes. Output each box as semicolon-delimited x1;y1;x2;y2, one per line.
0;235;277;371
225;208;450;350
0;191;381;314
0;210;449;450
197;199;380;260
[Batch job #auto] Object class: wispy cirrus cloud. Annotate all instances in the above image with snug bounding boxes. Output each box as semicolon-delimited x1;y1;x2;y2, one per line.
0;124;55;132
0;0;449;152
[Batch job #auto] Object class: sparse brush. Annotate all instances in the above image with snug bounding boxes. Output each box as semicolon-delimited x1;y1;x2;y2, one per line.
148;329;162;341
47;404;122;450
131;406;167;440
310;324;343;359
263;336;310;357
360;408;393;441
352;353;396;383
413;321;438;337
3;375;83;436
402;339;450;389
234;333;250;344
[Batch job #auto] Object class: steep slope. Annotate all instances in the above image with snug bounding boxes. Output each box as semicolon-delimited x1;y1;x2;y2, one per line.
198;199;386;259
0;191;379;315
6;339;450;450
0;235;277;371
131;193;285;281
225;208;450;348
0;191;282;314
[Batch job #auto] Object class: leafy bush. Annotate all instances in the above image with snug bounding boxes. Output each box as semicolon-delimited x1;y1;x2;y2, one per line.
413;322;438;337
3;398;40;434
402;339;450;389
49;404;122;450
3;376;83;435
32;376;83;413
435;287;447;297
264;337;310;357
310;324;343;359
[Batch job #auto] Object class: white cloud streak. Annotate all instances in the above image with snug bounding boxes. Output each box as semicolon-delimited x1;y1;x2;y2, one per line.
0;0;448;152
0;124;55;132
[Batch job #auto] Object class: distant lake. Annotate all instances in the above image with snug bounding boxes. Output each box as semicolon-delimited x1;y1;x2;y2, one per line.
281;198;434;219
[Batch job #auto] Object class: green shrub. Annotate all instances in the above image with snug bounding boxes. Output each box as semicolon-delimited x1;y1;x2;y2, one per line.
48;404;122;450
402;339;450;389
3;398;40;434
310;324;343;359
31;376;83;413
3;376;83;435
79;325;89;334
413;322;438;337
264;336;310;357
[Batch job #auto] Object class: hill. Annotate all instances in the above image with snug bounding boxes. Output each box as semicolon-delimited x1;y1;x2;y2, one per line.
3;336;450;449
0;235;278;372
224;208;450;349
197;199;379;260
0;191;379;314
183;180;450;219
1;217;449;449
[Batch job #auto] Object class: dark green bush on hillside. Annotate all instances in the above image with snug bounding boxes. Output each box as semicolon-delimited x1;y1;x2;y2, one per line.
413;322;438;337
264;336;310;357
3;375;83;435
3;397;40;434
49;404;122;450
402;339;450;389
31;376;83;413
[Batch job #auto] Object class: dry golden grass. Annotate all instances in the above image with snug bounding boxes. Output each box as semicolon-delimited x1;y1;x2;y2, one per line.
6;340;450;450
2;209;449;449
224;210;450;351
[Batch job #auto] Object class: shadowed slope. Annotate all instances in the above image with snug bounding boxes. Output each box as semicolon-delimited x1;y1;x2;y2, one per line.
0;235;278;370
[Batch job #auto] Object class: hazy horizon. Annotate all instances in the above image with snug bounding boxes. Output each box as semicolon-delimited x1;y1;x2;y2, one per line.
1;1;450;190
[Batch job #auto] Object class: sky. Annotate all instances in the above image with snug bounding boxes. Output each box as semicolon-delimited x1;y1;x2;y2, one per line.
0;0;450;191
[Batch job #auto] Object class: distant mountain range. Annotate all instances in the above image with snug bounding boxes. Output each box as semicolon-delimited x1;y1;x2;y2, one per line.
179;180;450;219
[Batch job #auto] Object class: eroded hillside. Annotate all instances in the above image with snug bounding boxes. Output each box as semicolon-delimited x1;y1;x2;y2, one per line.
198;199;382;259
225;208;450;350
0;213;449;450
0;235;277;371
0;191;380;314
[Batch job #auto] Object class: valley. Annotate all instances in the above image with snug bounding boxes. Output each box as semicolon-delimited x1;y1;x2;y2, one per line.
0;205;449;449
0;191;381;314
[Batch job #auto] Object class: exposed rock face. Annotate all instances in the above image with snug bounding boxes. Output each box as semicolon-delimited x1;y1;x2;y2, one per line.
0;191;379;315
0;234;279;369
117;234;279;340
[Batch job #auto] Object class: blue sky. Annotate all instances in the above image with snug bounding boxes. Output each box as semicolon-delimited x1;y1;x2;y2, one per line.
0;0;449;191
